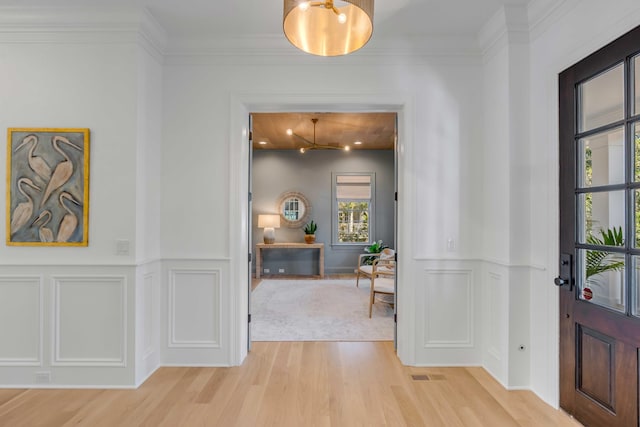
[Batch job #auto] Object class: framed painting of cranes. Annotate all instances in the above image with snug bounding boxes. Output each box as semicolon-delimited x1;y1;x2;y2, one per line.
6;128;90;246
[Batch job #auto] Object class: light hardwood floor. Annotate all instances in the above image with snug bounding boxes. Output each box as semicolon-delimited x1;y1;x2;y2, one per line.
0;341;581;427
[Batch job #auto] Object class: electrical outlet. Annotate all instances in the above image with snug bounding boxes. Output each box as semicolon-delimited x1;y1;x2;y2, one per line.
264;268;270;273
278;268;285;273
446;238;455;252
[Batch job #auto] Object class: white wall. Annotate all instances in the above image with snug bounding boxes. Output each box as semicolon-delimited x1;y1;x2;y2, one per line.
0;10;163;386
479;5;532;389
0;44;138;265
0;39;140;386
134;45;163;385
161;55;486;366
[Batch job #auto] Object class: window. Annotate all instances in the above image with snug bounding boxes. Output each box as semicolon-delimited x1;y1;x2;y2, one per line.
283;198;301;220
332;173;375;244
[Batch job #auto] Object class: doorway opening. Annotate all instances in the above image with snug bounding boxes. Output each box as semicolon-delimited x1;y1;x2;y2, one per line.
248;112;398;343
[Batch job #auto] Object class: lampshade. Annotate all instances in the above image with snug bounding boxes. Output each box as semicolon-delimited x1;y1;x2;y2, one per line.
283;0;374;57
258;214;281;229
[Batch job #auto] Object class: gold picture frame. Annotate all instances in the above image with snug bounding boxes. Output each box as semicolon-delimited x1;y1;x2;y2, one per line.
6;128;90;246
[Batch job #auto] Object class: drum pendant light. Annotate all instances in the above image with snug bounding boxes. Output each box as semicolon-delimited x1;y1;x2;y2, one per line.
283;0;374;56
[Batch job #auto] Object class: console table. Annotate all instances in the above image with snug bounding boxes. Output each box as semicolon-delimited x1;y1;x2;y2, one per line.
255;243;325;279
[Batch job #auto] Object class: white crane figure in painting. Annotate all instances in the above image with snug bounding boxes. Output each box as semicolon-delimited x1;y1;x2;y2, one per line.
32;210;54;243
14;134;52;183
10;178;41;236
40;135;82;208
56;192;81;243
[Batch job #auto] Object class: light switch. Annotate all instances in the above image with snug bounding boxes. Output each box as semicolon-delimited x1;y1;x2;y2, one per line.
116;239;130;255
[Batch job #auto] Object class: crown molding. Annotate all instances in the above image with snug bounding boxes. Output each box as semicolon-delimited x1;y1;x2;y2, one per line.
527;0;578;42
137;9;168;63
0;6;167;61
477;4;529;61
163;34;482;66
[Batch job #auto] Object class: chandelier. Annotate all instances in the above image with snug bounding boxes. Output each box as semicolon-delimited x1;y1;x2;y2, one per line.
287;118;351;153
283;0;374;56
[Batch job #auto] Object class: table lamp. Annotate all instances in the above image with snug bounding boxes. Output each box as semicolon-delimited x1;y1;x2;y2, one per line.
258;214;281;244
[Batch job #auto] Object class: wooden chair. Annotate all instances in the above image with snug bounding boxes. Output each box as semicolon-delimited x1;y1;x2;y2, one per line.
369;257;395;318
356;248;395;287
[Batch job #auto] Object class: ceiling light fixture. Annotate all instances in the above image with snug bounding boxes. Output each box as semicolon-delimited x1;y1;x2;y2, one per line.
288;118;345;153
283;0;374;56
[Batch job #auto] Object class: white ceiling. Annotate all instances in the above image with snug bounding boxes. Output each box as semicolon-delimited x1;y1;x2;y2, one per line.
0;0;529;40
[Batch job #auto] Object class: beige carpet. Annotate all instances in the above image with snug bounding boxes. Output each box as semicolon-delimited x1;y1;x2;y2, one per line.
251;278;394;341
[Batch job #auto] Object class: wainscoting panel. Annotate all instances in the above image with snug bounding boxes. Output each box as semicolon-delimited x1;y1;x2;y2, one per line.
135;260;162;386
52;276;127;367
0;277;42;366
487;271;504;361
481;265;509;385
424;269;473;348
144;273;155;357
168;269;221;349
414;260;482;366
481;261;533;389
0;265;136;387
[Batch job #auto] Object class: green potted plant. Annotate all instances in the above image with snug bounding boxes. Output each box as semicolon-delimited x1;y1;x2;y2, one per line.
586;226;624;280
303;220;317;244
362;240;389;265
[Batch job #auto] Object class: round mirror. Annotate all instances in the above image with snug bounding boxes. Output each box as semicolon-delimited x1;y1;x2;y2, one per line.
277;191;311;228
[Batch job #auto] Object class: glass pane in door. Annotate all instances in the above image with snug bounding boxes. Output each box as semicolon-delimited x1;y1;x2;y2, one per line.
578;126;625;187
579;248;625;312
635;55;640;116
633;256;640;317
635;122;640;182
578;190;626;244
579;63;624;132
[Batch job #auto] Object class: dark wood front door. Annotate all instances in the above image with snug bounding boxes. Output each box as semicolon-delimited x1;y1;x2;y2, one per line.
558;25;640;426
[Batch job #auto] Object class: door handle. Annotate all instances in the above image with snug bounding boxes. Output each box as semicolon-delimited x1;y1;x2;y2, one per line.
554;277;568;286
557;253;573;291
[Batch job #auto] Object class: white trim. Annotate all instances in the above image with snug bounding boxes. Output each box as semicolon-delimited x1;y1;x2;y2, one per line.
506;386;533;391
135;365;160;388
164;34;482;64
229;91;416;366
161;257;232;263
0;6;167;60
51;275;127;367
478;4;530;60
410;363;484;368
160;363;230;367
0;263;139;267
527;0;579;42
483;258;547;271
0;384;139;390
412;257;546;271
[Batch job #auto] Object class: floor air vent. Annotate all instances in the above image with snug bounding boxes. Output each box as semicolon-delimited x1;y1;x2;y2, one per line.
411;374;446;381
